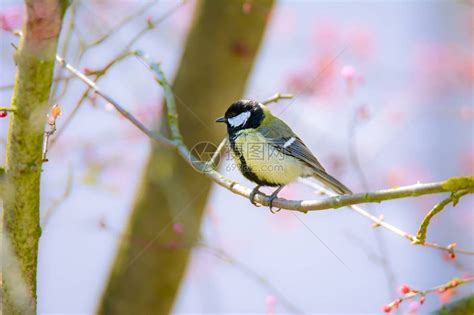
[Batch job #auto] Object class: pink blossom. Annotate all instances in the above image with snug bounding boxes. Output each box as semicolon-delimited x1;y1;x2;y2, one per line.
398;284;411;295
266;295;277;315
340;65;364;94
341;65;356;81
0;6;22;32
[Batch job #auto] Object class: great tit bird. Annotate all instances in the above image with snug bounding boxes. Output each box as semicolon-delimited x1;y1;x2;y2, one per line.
215;99;352;212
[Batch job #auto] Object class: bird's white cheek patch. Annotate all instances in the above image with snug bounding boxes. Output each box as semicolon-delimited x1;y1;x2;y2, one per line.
228;111;251;127
283;137;296;148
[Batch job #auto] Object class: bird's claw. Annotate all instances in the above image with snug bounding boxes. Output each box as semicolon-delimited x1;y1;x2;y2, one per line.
269;206;281;214
249;185;262;207
268;195;281;214
268;185;284;214
250;185;284;213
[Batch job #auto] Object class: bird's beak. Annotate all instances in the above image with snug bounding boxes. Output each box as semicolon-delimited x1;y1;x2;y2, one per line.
215;116;226;123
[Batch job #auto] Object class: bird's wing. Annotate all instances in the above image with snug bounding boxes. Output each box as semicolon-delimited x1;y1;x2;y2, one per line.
258;120;326;172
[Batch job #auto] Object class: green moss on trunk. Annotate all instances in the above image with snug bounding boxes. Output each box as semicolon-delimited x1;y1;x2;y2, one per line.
98;0;274;313
3;1;68;314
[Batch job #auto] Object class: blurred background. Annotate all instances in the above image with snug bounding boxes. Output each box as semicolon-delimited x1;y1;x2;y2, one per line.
1;0;473;313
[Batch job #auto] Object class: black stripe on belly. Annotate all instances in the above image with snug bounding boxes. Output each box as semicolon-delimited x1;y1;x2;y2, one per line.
228;135;279;187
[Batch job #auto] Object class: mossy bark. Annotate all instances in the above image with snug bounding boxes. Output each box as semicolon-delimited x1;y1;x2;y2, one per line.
98;0;274;313
3;1;68;314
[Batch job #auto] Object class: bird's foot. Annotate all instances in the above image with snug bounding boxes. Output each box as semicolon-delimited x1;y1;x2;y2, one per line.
249;185;262;207
268;185;285;214
269;201;281;214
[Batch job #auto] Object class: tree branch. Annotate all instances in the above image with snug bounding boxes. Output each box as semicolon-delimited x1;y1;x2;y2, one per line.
51;1;187;143
82;0;159;49
261;92;294;105
54;53;474;256
55;55;175;147
300;179;474;256
414;190;470;245
383;277;474;313
0;107;17;112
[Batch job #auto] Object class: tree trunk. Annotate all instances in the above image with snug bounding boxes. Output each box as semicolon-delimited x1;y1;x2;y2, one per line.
3;1;68;314
98;0;274;313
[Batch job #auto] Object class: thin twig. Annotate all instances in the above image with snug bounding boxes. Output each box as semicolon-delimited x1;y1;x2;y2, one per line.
300;178;474;256
121;1;187;53
42;105;61;162
82;0;159;49
51;1;185;143
50;88;90;145
207;138;227;170
348;106;397;299
50;0;78;101
0;107;16;112
414;190;470;245
348;111;371;191
51;52;134;145
383;276;474;312
261;93;294;105
42;124;56;162
136;53;183;144
55;55;174;147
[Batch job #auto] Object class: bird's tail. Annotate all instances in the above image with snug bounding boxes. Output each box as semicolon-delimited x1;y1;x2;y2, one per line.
312;170;352;195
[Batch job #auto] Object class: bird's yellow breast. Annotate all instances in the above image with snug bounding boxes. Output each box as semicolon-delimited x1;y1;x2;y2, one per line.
232;129;309;185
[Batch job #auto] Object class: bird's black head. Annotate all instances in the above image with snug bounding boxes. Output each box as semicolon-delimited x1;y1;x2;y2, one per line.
215;99;265;134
